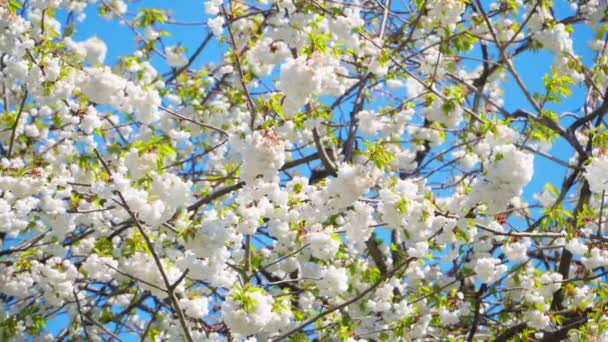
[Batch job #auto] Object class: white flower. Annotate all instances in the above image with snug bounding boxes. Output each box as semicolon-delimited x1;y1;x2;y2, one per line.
127;84;162;125
581;248;608;270
569;286;593;309
81;37;107;64
231;130;287;184
358;110;383;136
317;266;348;296
344;202;374;244
121;253;185;299
79;67;126;104
565;238;588;256
423;97;463;128
427;0;466;31
504;239;530;262
538;272;562;298
180;296;209;318
298;291;315;310
585;154;608;194
24;124;39;138
165;46;189;67
308;232;340;261
184;220;229;258
524;310;550;330
474;257;506;284
535;24;574;54
204;0;223;14
467;145;534;214
65;37;107;64
323;163;378;215
208;16;225;36
222;287;275;336
328;7;364;43
81;254;117;282
277;56;323;116
79;106;101;134
248;39;291;66
217;64;233;75
438;307;460;326
144;26;160;40
407;241;429;259
406;77;424;98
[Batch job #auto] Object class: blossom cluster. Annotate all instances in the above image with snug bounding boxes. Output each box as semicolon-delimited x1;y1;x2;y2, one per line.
1;0;608;341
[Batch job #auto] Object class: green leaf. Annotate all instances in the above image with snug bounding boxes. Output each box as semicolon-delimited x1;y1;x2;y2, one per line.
269;94;285;120
290;333;308;342
545;182;560;198
93;238;114;257
364;139;396;170
8;0;22;15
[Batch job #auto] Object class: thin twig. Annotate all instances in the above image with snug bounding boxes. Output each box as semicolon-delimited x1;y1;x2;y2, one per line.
94;149;194;342
158;105;229;136
271;257;416;341
7;88;27;159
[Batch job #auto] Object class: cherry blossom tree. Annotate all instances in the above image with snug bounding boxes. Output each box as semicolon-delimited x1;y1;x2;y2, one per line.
1;0;608;340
